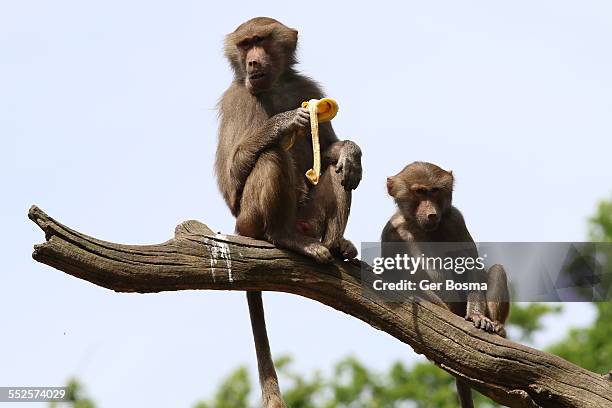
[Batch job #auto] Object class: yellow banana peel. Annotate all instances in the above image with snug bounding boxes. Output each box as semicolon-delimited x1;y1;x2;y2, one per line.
302;98;339;185
280;98;338;185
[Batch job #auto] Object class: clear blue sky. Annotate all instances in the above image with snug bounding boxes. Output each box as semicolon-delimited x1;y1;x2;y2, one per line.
1;1;610;407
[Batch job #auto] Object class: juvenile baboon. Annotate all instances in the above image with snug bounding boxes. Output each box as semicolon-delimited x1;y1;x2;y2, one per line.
215;17;362;408
382;161;509;408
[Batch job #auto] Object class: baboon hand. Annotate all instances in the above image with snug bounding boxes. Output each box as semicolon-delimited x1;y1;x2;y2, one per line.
276;107;310;136
465;312;496;333
330;238;358;260
336;142;362;190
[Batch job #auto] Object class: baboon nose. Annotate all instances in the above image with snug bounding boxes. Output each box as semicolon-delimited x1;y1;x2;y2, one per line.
428;213;438;221
248;60;258;67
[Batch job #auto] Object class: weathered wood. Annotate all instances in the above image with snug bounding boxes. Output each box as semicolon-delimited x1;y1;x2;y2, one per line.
28;205;612;407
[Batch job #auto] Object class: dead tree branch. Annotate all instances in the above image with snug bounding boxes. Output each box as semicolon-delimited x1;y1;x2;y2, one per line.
28;205;612;407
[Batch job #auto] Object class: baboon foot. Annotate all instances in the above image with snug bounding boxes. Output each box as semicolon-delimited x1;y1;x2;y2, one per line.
465;312;496;333
271;234;333;264
492;321;507;337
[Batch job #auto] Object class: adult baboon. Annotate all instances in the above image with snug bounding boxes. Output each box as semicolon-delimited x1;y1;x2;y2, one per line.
215;17;362;407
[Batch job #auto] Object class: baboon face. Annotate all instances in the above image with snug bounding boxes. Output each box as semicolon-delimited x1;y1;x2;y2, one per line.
387;162;454;231
225;17;298;94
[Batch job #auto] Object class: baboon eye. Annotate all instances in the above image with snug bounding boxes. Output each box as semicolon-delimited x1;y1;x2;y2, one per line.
430;187;440;193
416;188;427;195
252;36;263;44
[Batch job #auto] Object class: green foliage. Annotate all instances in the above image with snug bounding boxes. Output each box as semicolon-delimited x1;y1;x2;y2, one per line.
193;366;250;408
588;198;612;242
195;356;505;407
49;378;96;408
507;303;562;342
276;356;324;408
547;302;612;374
546;196;612;374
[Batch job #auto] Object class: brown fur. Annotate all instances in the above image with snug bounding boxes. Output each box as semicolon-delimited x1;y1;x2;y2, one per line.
215;17;362;408
382;162;510;408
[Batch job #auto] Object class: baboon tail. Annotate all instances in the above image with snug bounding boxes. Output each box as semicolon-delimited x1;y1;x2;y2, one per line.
246;291;287;408
456;378;474;408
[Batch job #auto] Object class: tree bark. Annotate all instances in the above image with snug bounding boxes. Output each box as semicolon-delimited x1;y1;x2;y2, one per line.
28;205;612;408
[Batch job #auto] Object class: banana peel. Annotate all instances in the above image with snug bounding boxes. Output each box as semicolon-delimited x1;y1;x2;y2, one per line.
280;98;339;185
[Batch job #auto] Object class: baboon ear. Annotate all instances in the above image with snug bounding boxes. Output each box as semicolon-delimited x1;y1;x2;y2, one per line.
386;177;395;196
